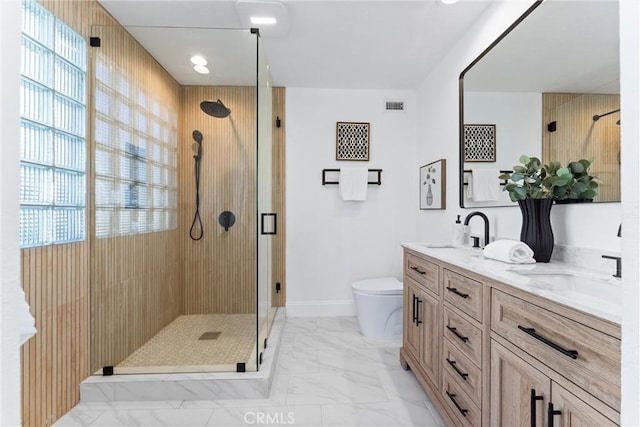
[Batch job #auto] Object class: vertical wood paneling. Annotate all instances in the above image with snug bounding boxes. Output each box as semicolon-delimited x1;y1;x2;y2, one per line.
181;87;258;314
272;88;286;307
21;243;89;427
542;92;621;202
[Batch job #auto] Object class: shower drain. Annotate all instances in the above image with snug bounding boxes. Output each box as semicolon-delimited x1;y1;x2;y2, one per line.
198;332;221;340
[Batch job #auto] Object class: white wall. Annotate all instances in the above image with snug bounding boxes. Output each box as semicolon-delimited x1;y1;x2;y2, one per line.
285;88;417;316
464;91;541;207
620;0;640;424
0;0;23;425
415;1;622;252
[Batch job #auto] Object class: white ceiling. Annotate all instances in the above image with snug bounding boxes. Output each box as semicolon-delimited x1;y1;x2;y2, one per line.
97;0;494;89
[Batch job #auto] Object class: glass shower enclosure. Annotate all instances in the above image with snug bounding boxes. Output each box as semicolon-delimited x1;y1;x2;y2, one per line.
89;25;276;375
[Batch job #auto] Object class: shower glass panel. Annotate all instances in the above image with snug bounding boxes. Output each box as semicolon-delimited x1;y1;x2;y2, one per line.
89;25;275;375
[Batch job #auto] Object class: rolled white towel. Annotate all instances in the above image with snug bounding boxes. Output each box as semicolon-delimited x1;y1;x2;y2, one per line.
483;239;535;264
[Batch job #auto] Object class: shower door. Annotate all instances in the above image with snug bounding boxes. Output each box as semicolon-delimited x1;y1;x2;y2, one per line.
256;32;275;369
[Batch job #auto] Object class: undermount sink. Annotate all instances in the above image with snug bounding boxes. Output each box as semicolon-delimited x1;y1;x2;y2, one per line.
511;270;620;302
418;243;455;248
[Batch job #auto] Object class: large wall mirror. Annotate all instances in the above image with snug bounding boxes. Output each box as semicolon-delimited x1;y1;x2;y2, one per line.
459;0;620;208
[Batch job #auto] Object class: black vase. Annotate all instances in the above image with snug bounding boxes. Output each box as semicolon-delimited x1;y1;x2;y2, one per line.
518;198;554;263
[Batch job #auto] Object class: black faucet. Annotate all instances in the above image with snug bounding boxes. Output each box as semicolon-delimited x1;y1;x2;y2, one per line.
602;224;623;278
464;211;490;248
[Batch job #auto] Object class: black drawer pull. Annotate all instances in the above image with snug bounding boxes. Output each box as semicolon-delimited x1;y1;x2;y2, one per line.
446;286;469;299
446;325;469;343
530;389;543;427
416;298;423;325
446;358;469;380
518;326;578;360
547;402;561;427
412;294;417;324
446;391;468;417
410;265;426;275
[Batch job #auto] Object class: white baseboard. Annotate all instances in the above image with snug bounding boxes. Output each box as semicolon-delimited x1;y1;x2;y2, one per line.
286;300;356;317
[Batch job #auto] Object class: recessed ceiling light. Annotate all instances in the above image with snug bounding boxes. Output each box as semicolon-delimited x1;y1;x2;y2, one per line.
440;0;460;4
190;55;207;66
250;16;277;25
193;65;210;74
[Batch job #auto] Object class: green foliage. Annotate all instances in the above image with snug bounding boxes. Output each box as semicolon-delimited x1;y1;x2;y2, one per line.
500;156;601;202
542;158;600;200
499;155;548;202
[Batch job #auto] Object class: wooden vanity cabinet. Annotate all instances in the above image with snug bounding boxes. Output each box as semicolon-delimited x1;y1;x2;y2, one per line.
400;247;621;427
402;255;441;390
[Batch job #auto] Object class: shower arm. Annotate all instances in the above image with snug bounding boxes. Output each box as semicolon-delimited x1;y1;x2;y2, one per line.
592;108;620;121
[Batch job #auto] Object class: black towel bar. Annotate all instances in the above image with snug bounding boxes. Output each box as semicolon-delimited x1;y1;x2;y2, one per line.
322;168;382;185
463;169;511;187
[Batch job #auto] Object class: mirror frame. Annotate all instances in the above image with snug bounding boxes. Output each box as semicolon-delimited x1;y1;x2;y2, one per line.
458;1;543;208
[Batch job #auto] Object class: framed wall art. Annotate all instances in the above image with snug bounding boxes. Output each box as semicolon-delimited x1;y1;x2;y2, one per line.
464;124;496;162
420;159;446;210
336;122;370;161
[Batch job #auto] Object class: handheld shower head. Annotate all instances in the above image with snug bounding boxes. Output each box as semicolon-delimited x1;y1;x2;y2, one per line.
200;99;231;118
192;130;203;144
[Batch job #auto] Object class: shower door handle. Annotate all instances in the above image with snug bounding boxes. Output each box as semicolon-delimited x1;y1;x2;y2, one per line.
260;213;277;235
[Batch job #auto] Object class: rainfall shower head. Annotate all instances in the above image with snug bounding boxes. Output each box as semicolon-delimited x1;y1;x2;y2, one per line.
200;99;231;118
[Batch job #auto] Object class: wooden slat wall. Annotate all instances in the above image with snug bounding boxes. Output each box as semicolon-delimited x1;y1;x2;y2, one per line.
180;87;258;314
20;2;115;426
542;92;621;202
272;88;286;307
21;244;88;427
88;24;183;371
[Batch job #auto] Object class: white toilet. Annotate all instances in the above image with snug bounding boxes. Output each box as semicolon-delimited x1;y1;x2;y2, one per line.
352;277;403;339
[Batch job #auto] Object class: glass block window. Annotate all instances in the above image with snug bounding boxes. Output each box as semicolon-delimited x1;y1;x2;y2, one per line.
19;0;86;248
94;48;177;238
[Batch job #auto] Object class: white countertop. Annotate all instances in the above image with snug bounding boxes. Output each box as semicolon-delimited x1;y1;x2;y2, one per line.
402;243;622;325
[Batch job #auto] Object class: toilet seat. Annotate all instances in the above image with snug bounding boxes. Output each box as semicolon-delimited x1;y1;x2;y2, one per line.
352;277;402;295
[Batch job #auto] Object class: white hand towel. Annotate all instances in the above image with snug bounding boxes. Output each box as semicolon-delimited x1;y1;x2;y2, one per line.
471;169;500;202
339;167;368;201
19;287;36;345
483;239;536;264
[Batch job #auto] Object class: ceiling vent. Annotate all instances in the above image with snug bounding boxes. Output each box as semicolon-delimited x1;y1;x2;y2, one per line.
385;100;405;112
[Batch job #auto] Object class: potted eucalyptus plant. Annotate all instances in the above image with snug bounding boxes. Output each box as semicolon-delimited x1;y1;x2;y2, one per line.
499;155;554;262
542;159;600;203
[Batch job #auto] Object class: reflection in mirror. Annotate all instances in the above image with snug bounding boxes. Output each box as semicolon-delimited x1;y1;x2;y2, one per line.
459;0;620;208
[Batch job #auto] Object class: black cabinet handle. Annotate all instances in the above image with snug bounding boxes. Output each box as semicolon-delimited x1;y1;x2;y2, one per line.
518;326;578;360
446;286;469;299
416;298;423;325
446;325;469;343
412;294;417;325
530;389;543;427
446;391;468;417
410;265;426;275
547;402;561;427
446;358;469;380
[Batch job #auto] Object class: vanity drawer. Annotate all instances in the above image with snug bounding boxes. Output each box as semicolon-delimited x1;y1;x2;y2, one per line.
443;338;482;404
491;289;621;411
444;307;482;368
443;269;483;321
442;371;481;427
405;253;439;295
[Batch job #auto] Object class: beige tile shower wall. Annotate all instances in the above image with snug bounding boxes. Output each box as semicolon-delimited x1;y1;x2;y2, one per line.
181;87;258;314
89;24;183;372
542;93;621;202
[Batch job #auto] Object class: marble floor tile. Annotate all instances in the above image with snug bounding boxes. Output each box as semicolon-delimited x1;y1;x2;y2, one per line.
56;315;446;427
321;400;439;427
377;368;429;402
286;372;388;405
90;408;214;426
